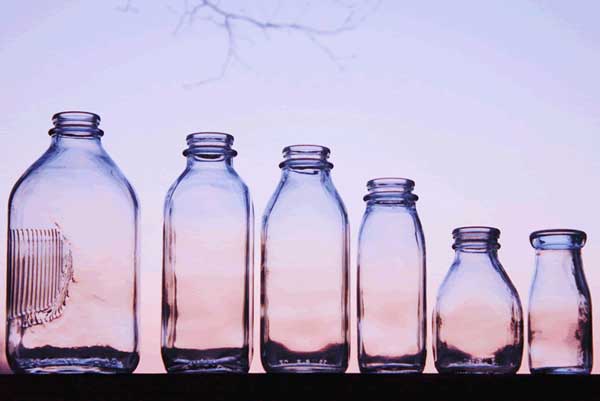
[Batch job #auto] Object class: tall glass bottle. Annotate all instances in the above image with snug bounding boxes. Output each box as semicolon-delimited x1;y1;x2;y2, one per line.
528;229;592;374
433;227;523;374
6;112;139;373
162;133;253;373
261;145;349;373
357;178;426;373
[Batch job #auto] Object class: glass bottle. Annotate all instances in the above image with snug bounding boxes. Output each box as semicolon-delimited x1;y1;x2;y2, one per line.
261;145;350;373
6;111;139;373
357;178;426;373
528;229;592;374
161;133;253;373
433;226;523;374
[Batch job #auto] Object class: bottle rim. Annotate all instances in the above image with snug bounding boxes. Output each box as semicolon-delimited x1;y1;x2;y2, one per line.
364;177;418;203
279;144;333;169
183;132;237;157
452;226;501;250
530;228;587;249
49;111;104;137
452;226;501;238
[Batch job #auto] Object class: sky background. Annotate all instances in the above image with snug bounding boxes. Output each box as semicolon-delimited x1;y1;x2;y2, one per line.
1;0;600;373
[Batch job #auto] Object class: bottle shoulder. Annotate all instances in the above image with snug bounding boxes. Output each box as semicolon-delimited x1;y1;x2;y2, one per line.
9;145;138;209
436;256;521;309
164;166;251;213
262;172;348;224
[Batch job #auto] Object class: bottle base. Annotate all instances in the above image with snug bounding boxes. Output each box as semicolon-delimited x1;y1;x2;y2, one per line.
359;363;424;374
435;363;518;374
264;364;346;373
261;340;348;373
162;347;249;373
8;346;139;374
530;366;591;375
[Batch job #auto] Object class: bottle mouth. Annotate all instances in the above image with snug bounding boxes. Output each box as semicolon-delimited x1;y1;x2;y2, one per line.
364;177;418;203
530;229;586;250
183;132;237;158
49;111;104;137
279;144;333;169
452;226;501;250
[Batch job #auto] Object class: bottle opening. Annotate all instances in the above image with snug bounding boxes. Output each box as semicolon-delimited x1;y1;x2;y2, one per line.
279;144;333;170
183;132;237;159
49;111;104;137
530;229;586;250
364;177;418;203
452;226;500;250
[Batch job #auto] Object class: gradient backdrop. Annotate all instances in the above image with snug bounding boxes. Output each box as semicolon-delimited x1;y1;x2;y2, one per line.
1;1;600;373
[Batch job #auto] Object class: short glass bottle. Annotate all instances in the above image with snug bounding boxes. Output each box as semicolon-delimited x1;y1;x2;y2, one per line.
357;178;426;373
6;112;140;373
433;226;523;374
161;133;253;373
528;229;592;374
261;145;350;373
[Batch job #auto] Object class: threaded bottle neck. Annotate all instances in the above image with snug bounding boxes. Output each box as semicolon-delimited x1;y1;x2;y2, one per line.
453;226;501;252
279;145;333;170
363;177;418;205
49;111;104;137
183;132;237;161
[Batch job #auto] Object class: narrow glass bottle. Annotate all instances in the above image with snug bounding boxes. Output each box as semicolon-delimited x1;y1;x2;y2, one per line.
357;178;426;373
433;227;523;374
6;112;139;373
528;229;592;374
261;145;350;373
162;133;253;373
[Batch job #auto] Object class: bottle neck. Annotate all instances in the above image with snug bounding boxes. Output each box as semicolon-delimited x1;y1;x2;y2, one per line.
364;178;417;207
531;230;586;274
48;111;105;153
186;155;233;169
535;248;582;271
279;144;333;173
452;226;501;253
183;132;237;170
51;134;103;152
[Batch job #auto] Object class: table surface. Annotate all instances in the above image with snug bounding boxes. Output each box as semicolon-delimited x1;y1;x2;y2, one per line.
0;373;598;401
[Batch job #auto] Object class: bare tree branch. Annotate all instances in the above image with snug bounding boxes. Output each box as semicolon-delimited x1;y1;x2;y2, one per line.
121;0;381;86
116;0;138;13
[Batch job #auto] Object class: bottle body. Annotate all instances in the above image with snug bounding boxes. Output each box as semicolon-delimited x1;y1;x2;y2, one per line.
357;178;426;373
433;227;523;374
528;229;592;374
261;145;349;373
6;112;139;373
161;133;253;373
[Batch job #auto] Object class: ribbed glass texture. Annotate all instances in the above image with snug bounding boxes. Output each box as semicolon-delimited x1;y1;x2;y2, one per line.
261;145;350;372
357;178;426;373
161;133;253;373
6;112;140;373
433;227;523;374
528;229;592;374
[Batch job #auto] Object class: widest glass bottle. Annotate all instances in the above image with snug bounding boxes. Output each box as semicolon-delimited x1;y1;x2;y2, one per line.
433;227;523;374
357;178;426;373
162;133;253;373
528;229;592;374
261;145;350;372
6;112;139;373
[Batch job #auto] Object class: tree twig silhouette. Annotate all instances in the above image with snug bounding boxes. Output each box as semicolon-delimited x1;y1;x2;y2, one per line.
120;0;381;86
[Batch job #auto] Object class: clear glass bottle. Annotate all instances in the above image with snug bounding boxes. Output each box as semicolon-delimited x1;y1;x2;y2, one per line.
357;178;426;373
6;112;140;373
433;226;523;374
261;145;350;373
161;133;253;373
528;229;592;374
